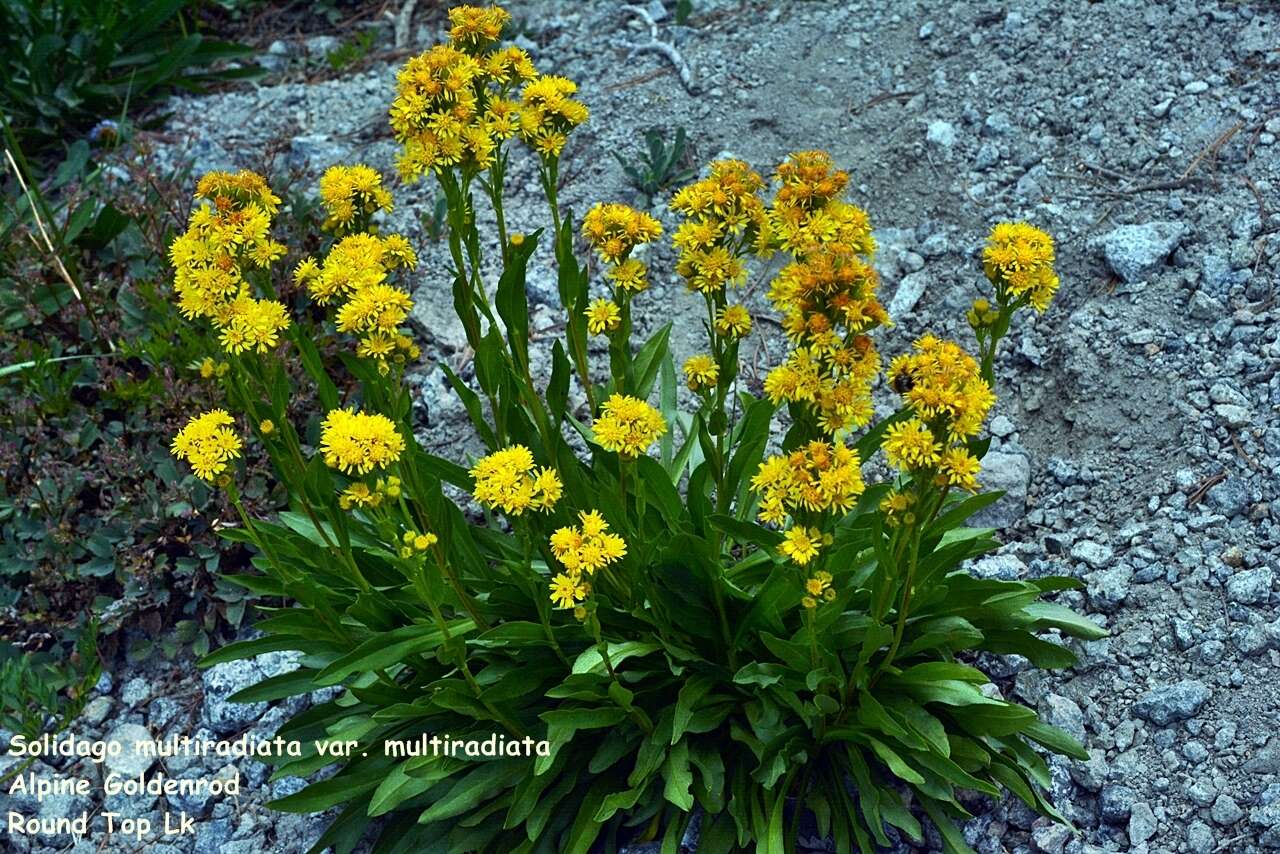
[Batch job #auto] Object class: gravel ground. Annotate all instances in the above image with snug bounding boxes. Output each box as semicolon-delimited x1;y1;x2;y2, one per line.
8;1;1278;852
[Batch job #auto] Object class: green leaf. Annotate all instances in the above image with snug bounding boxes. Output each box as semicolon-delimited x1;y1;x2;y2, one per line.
672;674;715;744
1024;721;1090;761
866;736;924;784
662;739;694;810
228;667;320;703
417;762;521;824
316;620;474;686
1023;602;1107;639
570;641;660;675
632;323;671;399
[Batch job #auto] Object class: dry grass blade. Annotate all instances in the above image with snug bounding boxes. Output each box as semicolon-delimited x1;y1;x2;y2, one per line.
3;147;115;353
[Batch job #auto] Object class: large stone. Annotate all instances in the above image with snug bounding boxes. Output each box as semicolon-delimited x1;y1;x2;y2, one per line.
1071;540;1114;569
888;271;929;317
1227;567;1273;605
104;723;157;779
1131;680;1211;726
1095;221;1186;283
201;660;270;736
970;451;1030;528
1129;801;1158;843
1086;565;1132;613
1039;694;1086;743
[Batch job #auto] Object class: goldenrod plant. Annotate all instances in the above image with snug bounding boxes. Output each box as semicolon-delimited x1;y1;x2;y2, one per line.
171;5;1100;852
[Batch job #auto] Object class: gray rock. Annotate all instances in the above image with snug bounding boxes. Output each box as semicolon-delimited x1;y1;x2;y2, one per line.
970;553;1027;580
1245;736;1280;775
82;696;113;726
1187;819;1215;853
1099;784;1136;824
926;120;957;151
1131;680;1211;726
1071;540;1114;569
1214;403;1253;428
1086;564;1132;613
888;271;928;317
120;677;152;708
1095;221;1187;283
1128;800;1158;843
1226;567;1272;605
1031;820;1070;853
104;722;156;778
201;660;270;736
1039;694;1086;743
971;451;1030;528
1211;793;1244;826
1206;477;1249;517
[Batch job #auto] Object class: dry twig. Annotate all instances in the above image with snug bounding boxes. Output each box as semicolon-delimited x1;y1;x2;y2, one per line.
619;5;697;94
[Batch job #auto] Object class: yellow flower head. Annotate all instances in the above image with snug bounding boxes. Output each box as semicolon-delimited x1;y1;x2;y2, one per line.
983;222;1058;312
549;573;590;609
549;509;627;583
518;75;589;158
682;354;719;392
592;394;667;457
390;45;491;178
171;410;242;481
259;419;275;435
319;408;405;475
448;5;510;50
779;526;823;566
715;304;752;338
887;335;994;438
670;161;770;293
881;418;942;471
804;570;834;603
413;532;438;551
938;447;982;492
217;293;291;355
752;440;865;525
341;482;382;509
582;203;663;265
170;171;286;324
584;299;621;335
469;444;563;515
318;164;394;233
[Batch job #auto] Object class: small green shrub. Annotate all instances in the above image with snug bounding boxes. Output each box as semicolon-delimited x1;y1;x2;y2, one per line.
614;127;696;202
0;0;257;154
165;6;1101;853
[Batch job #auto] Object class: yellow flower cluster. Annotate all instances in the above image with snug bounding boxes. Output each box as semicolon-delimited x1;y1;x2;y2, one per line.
390;6;536;180
469;445;563;515
518;75;589;159
318;164;393;232
294;233;419;363
319;408;405;475
447;4;509;48
982;222;1059;313
399;528;439;559
171;410;241;481
339;476;402;510
882;335;994;490
584;299;621;336
217;293;292;355
592;394;667;458
682;354;719;392
169;171;290;354
768;151;874;255
582;203;663;266
802;570;835;609
548;510;627;608
751;440;866;526
670;159;770;295
581;203;661;327
762;152;886;434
